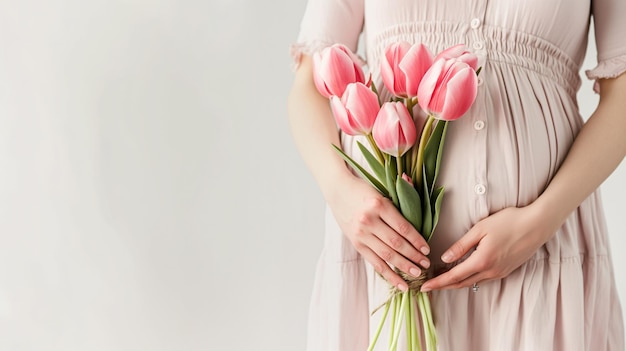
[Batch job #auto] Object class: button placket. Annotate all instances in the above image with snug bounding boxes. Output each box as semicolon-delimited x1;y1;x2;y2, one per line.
474;183;487;195
474;120;485;130
469;1;490;220
471;18;481;29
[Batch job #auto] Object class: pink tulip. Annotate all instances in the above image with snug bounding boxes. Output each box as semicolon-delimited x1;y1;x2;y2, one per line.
417;58;478;121
372;102;417;156
330;82;380;136
434;44;479;70
381;42;434;97
313;44;366;98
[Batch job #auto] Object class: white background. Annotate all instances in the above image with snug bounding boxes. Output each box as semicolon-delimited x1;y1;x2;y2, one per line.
0;1;623;350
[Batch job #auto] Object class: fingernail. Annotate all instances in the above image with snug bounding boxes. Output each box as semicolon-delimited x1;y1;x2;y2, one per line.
397;283;408;292
420;260;430;269
410;268;421;277
441;252;453;263
421;285;431;292
420;246;430;255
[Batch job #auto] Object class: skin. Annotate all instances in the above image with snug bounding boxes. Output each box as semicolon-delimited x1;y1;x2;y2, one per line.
287;55;626;293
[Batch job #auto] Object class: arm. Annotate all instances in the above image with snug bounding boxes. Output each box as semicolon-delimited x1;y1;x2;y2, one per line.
421;73;626;292
287;56;431;291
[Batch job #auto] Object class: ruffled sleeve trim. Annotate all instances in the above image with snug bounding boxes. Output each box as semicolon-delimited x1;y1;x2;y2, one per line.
289;40;334;71
585;54;626;93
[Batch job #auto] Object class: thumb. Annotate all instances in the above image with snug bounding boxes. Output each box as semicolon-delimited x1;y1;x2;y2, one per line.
441;224;483;263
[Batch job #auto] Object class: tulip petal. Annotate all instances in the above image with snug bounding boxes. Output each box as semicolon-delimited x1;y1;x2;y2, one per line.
313;53;332;98
434;44;467;62
439;66;477;120
373;102;415;156
343;82;380;134
381;42;411;96
330;95;357;135
400;43;434;97
417;59;446;113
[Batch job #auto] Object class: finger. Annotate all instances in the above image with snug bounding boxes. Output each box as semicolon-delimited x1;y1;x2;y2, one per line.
370;218;430;269
358;245;409;292
420;252;483;292
448;272;489;291
362;234;425;279
379;201;430;256
440;224;483;263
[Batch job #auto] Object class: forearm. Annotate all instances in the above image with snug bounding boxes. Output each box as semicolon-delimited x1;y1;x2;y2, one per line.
533;75;626;228
287;56;353;201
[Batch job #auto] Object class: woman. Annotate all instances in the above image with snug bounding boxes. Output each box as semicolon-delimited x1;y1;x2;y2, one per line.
287;0;626;350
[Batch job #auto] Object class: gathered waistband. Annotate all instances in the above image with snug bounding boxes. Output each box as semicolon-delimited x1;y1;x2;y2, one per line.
368;22;581;96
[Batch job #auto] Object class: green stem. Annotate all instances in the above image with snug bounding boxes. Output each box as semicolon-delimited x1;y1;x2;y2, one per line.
389;295;398;350
366;133;385;165
390;291;410;351
397;154;403;177
367;300;391;351
423;293;437;350
413;116;435;189
406;293;412;351
410;293;421;351
418;293;437;351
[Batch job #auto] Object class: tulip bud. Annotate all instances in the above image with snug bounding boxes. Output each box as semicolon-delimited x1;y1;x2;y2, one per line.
417;58;478;121
381;42;434;97
433;44;479;70
330;82;380;136
401;173;413;185
313;44;366;98
372;102;417;157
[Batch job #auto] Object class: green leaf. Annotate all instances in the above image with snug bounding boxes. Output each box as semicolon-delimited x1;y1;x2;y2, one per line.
385;158;399;207
396;175;422;231
433;121;449;193
332;144;389;197
423;120;448;193
431;186;445;236
421;167;433;241
357;141;385;184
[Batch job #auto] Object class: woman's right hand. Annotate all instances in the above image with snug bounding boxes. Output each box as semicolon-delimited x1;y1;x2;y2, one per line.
327;174;431;291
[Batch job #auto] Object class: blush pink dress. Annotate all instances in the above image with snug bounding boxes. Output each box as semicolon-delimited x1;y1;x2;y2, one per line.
291;1;626;350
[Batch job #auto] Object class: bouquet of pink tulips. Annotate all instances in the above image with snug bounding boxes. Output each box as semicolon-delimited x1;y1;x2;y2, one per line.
313;42;480;351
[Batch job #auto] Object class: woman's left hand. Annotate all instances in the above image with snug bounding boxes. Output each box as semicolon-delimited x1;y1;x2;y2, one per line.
420;204;560;292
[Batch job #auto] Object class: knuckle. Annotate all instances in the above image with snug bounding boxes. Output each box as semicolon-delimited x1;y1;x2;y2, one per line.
448;273;461;283
352;240;365;251
475;258;490;271
368;197;384;211
373;261;387;275
380;249;393;262
396;221;411;236
357;213;371;226
451;241;466;256
353;228;367;239
389;236;403;250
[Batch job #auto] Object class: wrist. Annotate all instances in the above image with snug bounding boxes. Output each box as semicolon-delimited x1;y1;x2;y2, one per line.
318;169;357;205
526;197;568;241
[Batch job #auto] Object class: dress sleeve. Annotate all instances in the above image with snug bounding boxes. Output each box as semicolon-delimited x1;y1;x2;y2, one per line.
585;0;626;92
290;0;365;69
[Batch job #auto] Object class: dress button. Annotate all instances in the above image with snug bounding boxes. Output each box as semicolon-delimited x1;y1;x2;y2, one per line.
474;120;485;130
475;184;487;195
471;18;481;29
477;76;484;86
473;41;484;50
